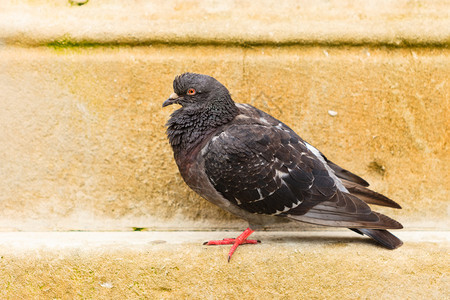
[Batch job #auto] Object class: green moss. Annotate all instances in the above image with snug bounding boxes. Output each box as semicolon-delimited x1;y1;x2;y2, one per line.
46;35;108;50
132;227;146;232
45;34;449;50
68;0;89;6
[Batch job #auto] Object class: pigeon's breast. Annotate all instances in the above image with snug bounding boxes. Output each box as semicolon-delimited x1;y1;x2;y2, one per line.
173;127;225;192
174;129;239;211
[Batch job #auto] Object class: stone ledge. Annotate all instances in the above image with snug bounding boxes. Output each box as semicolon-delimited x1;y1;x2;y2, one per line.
0;230;447;251
0;0;449;47
0;231;448;298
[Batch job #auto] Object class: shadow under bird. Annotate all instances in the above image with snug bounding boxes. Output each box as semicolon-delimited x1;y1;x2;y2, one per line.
163;73;403;261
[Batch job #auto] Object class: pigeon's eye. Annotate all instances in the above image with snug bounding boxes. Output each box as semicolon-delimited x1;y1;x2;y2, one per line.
187;88;196;95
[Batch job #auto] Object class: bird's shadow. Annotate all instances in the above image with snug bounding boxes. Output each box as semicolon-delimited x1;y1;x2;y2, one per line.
255;234;381;248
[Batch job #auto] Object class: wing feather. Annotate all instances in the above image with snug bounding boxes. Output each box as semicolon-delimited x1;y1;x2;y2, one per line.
203;123;323;215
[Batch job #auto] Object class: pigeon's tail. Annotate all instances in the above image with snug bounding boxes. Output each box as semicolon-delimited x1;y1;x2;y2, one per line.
350;228;403;249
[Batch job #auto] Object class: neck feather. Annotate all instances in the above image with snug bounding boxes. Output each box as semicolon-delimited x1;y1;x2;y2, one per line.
166;100;238;156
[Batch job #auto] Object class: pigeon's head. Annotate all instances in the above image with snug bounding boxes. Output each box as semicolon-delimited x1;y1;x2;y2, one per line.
162;73;233;109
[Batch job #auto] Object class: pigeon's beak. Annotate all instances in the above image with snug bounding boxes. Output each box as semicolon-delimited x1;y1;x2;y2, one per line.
162;93;181;107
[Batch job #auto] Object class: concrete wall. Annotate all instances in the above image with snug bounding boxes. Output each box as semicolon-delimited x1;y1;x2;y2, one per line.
0;0;448;231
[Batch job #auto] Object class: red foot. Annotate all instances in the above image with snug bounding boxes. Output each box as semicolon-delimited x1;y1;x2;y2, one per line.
203;238;259;246
203;228;260;262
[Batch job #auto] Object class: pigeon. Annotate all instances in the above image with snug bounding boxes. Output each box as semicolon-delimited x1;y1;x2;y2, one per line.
163;72;403;261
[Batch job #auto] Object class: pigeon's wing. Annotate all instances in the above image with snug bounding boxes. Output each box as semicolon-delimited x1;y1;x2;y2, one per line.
303;141;401;209
202;122;402;230
322;157;369;187
203;123;323;215
341;179;402;209
238;103;370;187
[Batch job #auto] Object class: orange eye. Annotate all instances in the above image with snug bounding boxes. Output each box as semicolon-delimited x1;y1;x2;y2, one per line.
187;88;196;95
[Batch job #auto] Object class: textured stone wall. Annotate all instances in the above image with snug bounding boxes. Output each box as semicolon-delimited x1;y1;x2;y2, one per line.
0;1;448;231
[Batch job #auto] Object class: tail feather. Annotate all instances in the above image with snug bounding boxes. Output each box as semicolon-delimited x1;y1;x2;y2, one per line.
325;160;370;187
350;228;403;249
342;179;402;209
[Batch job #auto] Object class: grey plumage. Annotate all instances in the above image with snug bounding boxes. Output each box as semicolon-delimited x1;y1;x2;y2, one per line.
163;73;403;250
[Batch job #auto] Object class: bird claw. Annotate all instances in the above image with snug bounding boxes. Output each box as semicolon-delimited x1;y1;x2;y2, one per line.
203;228;258;261
203;238;259;245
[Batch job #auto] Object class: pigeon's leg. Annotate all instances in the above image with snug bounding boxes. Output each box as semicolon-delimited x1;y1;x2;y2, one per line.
203;228;260;261
227;228;257;262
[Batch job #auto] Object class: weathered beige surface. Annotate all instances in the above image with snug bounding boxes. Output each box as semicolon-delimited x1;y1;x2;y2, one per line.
0;46;448;230
0;0;449;46
0;231;448;299
0;1;448;232
0;1;448;298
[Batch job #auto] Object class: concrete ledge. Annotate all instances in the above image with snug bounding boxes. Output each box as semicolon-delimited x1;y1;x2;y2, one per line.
1;230;447;250
0;231;448;298
0;0;449;46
